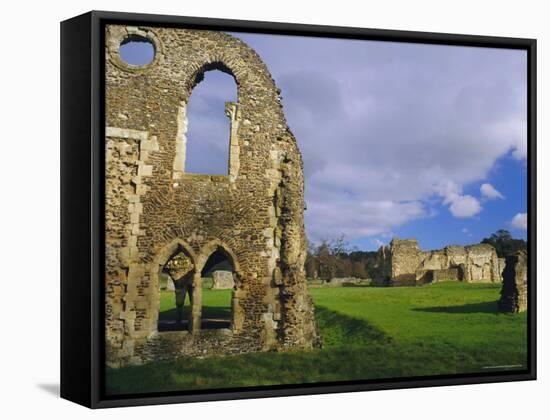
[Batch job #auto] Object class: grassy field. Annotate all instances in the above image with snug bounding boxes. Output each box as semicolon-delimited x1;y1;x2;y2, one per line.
106;282;527;395
157;277;232;322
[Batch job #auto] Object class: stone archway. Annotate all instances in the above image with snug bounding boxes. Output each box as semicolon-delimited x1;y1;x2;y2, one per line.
150;239;198;333
196;240;241;274
194;240;242;331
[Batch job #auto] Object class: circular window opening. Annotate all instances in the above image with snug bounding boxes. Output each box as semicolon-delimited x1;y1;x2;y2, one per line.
119;35;156;66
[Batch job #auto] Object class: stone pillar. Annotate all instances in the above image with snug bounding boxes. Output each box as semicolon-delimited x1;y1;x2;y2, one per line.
498;250;528;313
191;272;202;333
490;252;501;282
232;274;245;332
225;102;240;181
165;276;175;291
172;102;187;180
462;263;471;283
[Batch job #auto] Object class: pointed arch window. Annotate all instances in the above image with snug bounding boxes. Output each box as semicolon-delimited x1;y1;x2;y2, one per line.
173;67;240;180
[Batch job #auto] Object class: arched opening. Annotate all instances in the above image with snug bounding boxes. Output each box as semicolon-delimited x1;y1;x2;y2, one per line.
119;35;156;66
199;246;236;330
184;68;238;175
157;246;196;332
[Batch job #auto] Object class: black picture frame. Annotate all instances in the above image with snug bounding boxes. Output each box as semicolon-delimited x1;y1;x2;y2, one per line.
60;10;537;409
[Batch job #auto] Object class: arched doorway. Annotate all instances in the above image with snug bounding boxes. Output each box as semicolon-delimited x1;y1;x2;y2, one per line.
198;243;238;330
157;245;196;332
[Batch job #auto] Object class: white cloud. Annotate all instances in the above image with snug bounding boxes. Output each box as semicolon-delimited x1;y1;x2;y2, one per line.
436;180;482;218
305;196;427;242
436;180;461;202
487;119;527;160
509;213;527;230
512;138;528;160
448;195;482;218
480;183;504;200
462;228;473;237
373;238;385;247
229;35;527;243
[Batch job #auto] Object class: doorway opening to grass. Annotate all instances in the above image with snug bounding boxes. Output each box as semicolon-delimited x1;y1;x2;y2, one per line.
200;246;236;330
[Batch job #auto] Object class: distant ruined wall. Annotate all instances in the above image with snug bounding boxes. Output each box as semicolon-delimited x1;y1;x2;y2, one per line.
211;270;234;290
429;268;461;284
373;238;502;286
105;25;320;367
323;277;367;287
389;239;426;286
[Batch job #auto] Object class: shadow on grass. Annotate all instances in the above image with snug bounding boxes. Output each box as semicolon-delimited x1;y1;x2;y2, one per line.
315;306;390;347
309;281;371;288
107;307;393;395
159;306;231;322
413;301;498;314
158;305;232;331
341;283;372;288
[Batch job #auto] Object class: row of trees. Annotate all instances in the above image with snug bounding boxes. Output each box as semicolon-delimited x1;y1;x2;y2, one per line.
305;235;377;281
480;229;527;258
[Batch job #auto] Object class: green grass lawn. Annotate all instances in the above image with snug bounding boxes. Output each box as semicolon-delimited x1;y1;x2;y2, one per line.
158;279;232;322
106;282;527;395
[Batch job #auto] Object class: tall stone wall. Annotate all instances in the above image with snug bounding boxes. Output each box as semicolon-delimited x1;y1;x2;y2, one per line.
389;238;426;286
105;25;320;367
373;237;502;286
498;250;528;313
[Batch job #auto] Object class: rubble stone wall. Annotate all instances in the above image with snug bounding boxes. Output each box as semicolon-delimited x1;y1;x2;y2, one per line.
373;237;502;286
432;268;461;283
390;239;426;286
105;25;320;367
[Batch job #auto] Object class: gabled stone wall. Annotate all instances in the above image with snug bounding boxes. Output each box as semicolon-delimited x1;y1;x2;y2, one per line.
105;25;320;367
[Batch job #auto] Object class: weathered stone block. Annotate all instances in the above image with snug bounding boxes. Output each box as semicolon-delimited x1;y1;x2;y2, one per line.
211;271;235;289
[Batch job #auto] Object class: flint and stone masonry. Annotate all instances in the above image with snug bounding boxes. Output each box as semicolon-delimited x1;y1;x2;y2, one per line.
373;237;503;286
105;25;320;367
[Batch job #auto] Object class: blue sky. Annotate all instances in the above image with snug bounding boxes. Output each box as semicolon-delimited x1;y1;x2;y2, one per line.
119;31;528;251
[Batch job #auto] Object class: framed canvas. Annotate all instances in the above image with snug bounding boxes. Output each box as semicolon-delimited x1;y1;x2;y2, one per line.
60;10;536;408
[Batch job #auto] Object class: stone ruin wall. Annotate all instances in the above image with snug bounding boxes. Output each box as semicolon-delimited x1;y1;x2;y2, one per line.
373;238;503;286
105;25;320;367
391;239;426;286
499;250;528;313
211;270;235;289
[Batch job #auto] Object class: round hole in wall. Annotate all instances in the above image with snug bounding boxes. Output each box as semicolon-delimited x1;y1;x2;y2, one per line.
119;35;156;66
